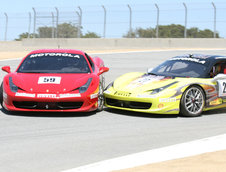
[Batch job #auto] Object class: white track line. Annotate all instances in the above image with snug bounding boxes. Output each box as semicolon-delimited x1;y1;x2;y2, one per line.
62;133;226;172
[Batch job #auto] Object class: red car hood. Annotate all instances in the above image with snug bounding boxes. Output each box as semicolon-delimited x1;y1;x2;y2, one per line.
11;73;92;93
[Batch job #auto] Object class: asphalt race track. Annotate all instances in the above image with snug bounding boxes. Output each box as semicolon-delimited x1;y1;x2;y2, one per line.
1;49;226;172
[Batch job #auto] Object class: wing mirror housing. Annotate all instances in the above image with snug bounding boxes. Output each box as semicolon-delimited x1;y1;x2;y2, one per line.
2;66;11;73
98;66;109;76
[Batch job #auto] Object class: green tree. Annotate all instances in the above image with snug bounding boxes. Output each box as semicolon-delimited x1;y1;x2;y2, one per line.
197;29;218;38
124;24;220;38
15;32;38;41
136;28;155;38
16;23;80;39
82;31;100;38
38;27;53;38
159;24;184;38
123;29;137;38
187;27;199;38
57;23;79;38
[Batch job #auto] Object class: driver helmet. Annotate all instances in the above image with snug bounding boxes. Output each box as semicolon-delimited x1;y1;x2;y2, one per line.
213;64;221;76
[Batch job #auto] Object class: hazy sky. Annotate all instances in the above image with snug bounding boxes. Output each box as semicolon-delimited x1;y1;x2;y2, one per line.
0;0;226;40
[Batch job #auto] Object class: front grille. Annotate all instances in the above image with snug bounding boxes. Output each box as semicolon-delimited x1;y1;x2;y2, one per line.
57;102;83;109
13;101;83;110
106;98;151;109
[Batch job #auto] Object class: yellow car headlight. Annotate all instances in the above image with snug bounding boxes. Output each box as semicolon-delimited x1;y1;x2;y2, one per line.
150;81;178;94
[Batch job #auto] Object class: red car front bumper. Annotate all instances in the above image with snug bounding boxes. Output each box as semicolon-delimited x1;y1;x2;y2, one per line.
3;91;99;112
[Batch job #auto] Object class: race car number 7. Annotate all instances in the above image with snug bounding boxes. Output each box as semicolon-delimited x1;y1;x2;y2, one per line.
217;80;226;97
38;76;61;84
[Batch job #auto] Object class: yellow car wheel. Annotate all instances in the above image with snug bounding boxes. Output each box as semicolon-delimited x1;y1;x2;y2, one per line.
180;86;205;117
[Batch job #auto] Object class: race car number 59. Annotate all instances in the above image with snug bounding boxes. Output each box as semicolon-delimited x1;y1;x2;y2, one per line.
38;76;61;84
218;80;226;97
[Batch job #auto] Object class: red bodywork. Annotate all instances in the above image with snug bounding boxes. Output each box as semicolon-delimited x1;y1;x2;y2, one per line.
2;49;109;112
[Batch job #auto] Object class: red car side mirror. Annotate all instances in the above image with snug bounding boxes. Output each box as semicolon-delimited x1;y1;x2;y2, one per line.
98;66;109;76
2;66;11;73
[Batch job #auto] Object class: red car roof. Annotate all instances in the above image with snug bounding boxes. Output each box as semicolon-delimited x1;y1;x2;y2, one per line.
27;49;85;55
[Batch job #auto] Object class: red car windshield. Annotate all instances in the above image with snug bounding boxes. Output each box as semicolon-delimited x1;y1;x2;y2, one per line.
17;53;91;73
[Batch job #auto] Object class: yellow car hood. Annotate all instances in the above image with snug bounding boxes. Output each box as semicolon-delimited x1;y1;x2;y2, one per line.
113;72;179;93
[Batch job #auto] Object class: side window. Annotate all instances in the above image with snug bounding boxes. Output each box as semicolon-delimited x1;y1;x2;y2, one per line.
210;61;226;78
85;53;95;72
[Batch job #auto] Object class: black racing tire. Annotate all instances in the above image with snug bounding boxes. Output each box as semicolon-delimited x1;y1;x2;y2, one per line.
0;83;3;107
96;80;104;112
180;85;205;117
0;82;12;114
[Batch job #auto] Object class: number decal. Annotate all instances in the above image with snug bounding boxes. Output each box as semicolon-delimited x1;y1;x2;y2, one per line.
43;78;56;83
223;82;226;93
217;80;226;97
38;77;61;84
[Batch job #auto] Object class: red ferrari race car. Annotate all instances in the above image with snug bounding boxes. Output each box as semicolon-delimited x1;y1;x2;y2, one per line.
0;49;109;112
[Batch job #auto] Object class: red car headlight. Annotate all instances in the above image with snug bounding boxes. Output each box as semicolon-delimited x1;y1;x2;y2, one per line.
9;77;18;93
79;78;92;93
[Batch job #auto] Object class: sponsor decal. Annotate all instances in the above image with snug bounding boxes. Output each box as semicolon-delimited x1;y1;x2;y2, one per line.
90;93;98;99
59;93;81;98
37;93;81;98
191;54;211;59
37;94;57;98
15;92;35;97
159;97;177;102
114;91;131;97
38;76;61;84
127;75;165;89
30;53;80;58
170;57;206;64
15;93;81;98
209;98;223;106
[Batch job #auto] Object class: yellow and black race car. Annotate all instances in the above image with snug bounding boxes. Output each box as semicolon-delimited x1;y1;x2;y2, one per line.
104;54;226;117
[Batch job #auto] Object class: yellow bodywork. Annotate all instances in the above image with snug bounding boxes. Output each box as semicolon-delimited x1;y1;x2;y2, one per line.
104;72;226;114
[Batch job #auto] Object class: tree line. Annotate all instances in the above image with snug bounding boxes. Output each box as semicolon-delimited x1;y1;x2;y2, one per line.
124;24;219;38
16;23;219;40
16;23;100;40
